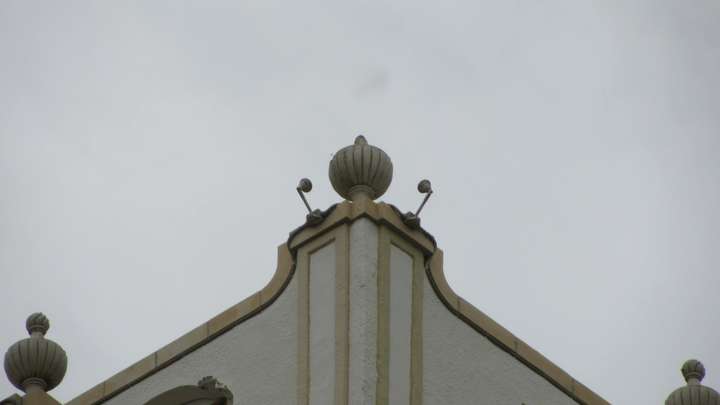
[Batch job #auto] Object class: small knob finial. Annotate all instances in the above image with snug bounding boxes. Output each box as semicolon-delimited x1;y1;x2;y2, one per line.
297;178;313;193
354;135;368;145
26;313;50;336
682;359;706;384
417;179;432;194
665;359;720;404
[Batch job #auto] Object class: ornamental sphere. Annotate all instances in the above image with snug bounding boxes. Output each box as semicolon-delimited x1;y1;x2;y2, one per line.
4;313;67;392
329;136;393;201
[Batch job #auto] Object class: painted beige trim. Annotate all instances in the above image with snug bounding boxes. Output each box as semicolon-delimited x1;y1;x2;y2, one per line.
18;390;62;405
68;200;607;405
295;225;350;405
394;231;424;405
67;244;294;405
335;226;350;405
296;239;310;405
376;226;424;405
427;248;610;405
408;241;424;405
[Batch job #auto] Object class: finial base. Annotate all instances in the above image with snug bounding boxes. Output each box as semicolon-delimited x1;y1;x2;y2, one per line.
348;185;376;201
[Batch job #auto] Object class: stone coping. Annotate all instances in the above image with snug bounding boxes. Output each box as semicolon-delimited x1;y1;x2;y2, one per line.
288;199;435;254
68;199;608;405
2;391;61;405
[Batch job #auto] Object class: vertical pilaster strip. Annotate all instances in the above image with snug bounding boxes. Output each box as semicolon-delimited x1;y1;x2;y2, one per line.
309;243;337;405
335;225;349;405
297;229;346;405
376;226;391;405
297;246;310;405
376;227;425;405
349;218;379;405
410;248;424;405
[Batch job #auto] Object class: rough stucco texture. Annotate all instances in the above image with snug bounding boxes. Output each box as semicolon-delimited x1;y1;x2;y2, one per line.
104;277;298;405
348;218;378;405
422;278;578;405
388;245;412;404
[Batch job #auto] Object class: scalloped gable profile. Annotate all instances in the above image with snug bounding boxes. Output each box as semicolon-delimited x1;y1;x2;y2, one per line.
64;136;609;405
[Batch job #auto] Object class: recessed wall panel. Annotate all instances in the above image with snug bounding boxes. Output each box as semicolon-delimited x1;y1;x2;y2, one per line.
309;243;336;405
389;245;413;405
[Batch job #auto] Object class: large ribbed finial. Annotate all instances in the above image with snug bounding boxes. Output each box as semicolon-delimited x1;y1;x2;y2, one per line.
4;313;67;393
665;359;719;405
329;135;393;201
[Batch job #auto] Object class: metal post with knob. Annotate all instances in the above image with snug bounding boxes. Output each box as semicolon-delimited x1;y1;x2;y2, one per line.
402;179;433;229
296;178;325;226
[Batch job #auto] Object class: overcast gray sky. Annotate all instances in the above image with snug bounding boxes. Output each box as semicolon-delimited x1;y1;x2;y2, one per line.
2;1;719;403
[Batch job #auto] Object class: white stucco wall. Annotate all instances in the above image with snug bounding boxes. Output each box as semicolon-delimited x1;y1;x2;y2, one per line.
388;245;412;404
104;276;299;405
422;277;578;405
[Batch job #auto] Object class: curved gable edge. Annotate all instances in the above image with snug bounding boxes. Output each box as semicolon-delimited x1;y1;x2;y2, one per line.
426;249;609;405
68;200;608;405
66;200;410;405
67;244;295;405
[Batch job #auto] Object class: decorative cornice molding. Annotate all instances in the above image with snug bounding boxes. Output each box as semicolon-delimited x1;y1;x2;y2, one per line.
288;200;435;255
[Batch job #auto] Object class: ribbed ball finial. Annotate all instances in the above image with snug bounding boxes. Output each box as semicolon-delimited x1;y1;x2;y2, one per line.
665;359;719;405
4;313;67;393
329;135;393;201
